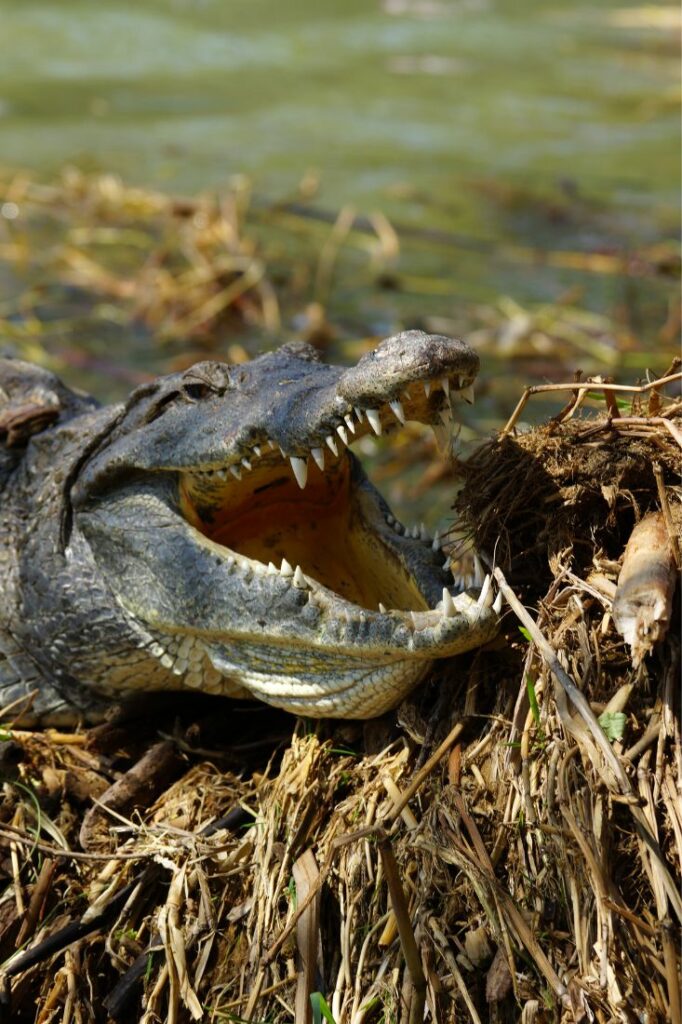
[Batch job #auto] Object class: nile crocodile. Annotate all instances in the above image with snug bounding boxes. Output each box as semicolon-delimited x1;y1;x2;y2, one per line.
0;331;499;724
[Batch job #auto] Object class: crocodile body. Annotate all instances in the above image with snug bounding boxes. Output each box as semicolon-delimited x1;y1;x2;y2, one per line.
0;332;498;723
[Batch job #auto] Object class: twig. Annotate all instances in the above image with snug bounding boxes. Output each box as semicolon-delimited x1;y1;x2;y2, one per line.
490;565;629;788
653;461;681;568
501;372;682;435
15;859;57;948
376;829;426;1024
1;865;161;981
0;825;150;862
386;722;465;827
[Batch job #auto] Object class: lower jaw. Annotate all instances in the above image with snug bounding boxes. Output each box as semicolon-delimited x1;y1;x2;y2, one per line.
205;641;431;719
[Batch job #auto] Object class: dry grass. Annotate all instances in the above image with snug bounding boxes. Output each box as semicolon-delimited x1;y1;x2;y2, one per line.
0;378;679;1024
0;167;284;368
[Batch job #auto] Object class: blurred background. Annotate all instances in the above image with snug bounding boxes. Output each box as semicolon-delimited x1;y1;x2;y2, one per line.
0;0;679;514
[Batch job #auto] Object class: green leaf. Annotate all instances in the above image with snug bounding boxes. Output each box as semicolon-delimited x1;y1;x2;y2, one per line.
518;626;532;642
598;711;627;742
310;992;337;1024
526;675;541;727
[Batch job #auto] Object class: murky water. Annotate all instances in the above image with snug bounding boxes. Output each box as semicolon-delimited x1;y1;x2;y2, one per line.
0;2;679;412
1;2;678;223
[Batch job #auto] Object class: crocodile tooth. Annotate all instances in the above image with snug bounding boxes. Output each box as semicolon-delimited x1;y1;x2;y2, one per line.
150;642;166;659
280;558;294;577
160;653;174;670
354;406;364;422
431;424;451;452
325;434;339;456
293;565;308;589
440;377;450;398
473;554;484;586
225;556;235;569
477;574;493;608
420;522;430;542
229;465;242;480
410;525;420;539
493;590;503;613
431;529;441;551
442;588;456;617
241;458;252;471
460;383;475;404
442;557;450;571
289;456;308;489
393;521;404;534
423;380;431;398
389;399;405;424
378;602;387;613
365;408;382;435
252;445;262;457
344;414;356;434
184;669;203;689
386;514;395;526
336;424;349;445
216;468;228;480
267;562;278;575
311;447;325;471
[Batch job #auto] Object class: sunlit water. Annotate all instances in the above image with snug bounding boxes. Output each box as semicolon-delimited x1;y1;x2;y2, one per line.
1;1;678;218
0;1;678;456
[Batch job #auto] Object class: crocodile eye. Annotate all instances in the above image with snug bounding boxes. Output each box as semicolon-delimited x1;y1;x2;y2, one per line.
181;362;231;400
183;381;212;401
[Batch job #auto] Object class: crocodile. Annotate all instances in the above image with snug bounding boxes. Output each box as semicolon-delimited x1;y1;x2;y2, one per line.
0;331;499;724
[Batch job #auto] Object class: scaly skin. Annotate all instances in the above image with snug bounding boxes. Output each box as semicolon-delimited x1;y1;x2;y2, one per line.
0;332;498;723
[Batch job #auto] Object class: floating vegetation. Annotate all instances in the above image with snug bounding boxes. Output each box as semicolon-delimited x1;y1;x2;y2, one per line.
0;168;281;359
0;166;678;412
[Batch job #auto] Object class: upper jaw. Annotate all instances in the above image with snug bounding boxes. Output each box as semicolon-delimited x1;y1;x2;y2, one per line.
70;331;478;498
180;350;476;495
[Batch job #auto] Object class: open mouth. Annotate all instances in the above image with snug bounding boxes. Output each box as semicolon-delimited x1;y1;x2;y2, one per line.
72;332;500;718
178;372;475;616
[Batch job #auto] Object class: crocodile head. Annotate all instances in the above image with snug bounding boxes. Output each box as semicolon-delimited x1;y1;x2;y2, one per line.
70;331;498;718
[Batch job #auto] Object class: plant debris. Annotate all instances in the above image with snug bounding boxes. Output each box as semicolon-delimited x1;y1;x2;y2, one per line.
0;373;679;1023
612;512;678;667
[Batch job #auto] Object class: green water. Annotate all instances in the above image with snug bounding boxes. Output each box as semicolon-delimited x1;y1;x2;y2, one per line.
1;1;678;222
0;1;679;403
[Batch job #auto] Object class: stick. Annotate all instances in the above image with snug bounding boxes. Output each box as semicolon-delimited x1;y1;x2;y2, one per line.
376;830;426;1024
386;722;465;827
501;372;682;435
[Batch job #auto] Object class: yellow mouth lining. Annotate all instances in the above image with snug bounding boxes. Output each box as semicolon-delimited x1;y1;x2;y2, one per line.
179;457;428;612
175;369;476;614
